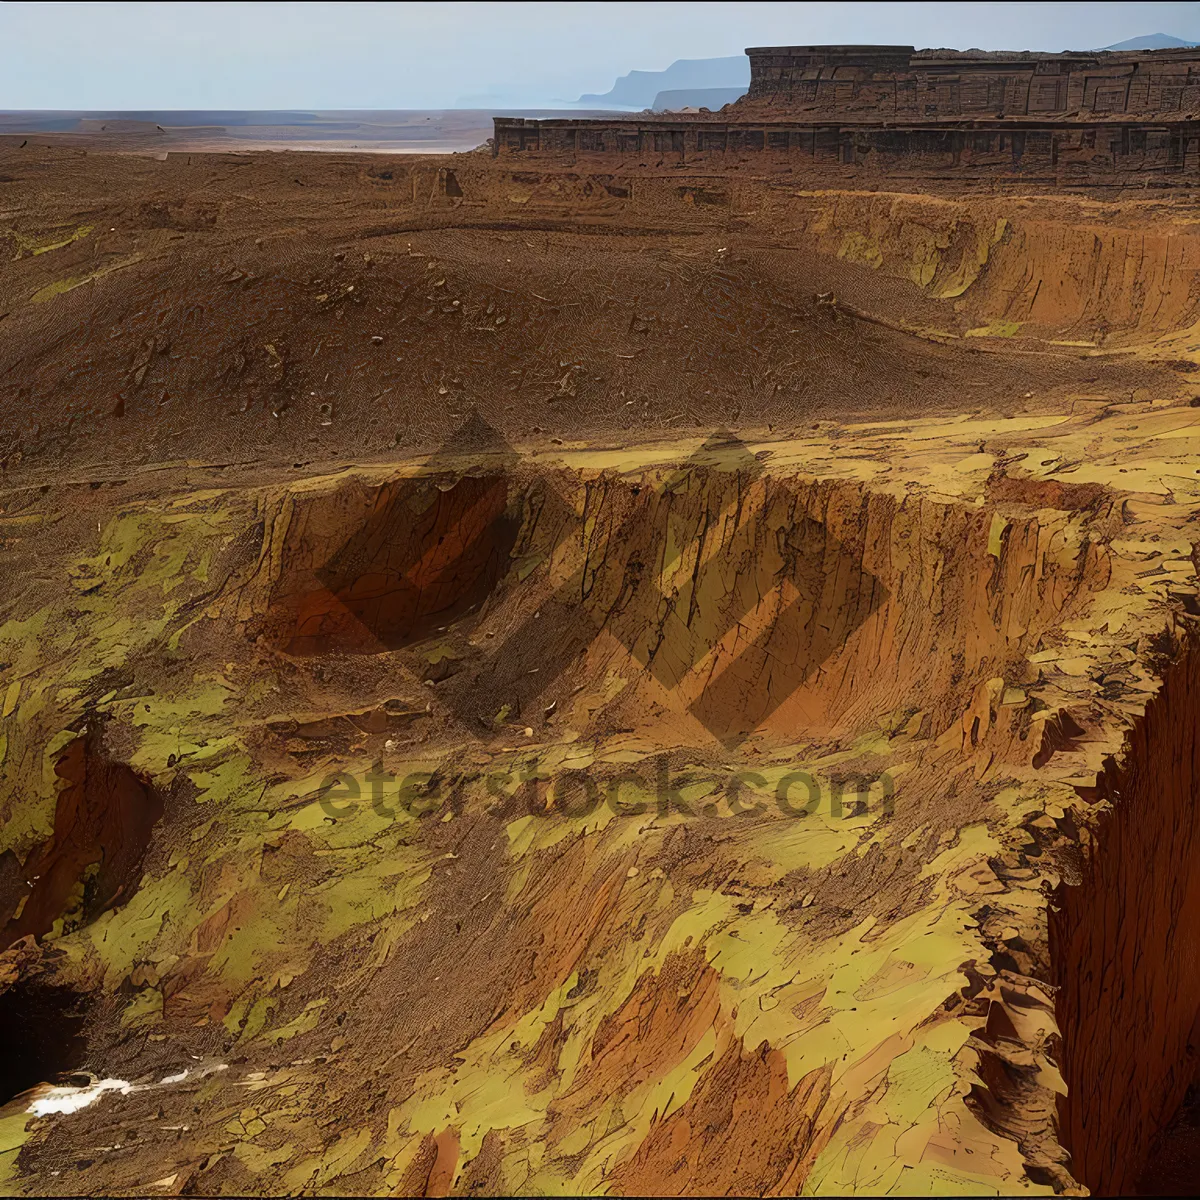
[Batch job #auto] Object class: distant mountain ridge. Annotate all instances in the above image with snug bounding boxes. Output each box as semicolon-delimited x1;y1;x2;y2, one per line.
1099;33;1199;50
577;56;749;109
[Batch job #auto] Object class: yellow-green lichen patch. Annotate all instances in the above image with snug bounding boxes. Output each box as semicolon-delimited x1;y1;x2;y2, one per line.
3;223;93;258
0;1110;32;1191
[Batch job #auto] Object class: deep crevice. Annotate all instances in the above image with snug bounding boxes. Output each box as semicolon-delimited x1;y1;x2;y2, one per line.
0;979;93;1106
1050;633;1200;1196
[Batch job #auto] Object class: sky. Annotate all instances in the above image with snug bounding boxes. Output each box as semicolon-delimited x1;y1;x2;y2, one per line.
3;1;1199;110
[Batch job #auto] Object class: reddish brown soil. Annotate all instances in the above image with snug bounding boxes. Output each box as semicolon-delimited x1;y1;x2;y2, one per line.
0;145;1181;481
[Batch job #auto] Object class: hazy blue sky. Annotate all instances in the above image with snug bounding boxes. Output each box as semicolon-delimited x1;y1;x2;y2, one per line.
3;1;1199;109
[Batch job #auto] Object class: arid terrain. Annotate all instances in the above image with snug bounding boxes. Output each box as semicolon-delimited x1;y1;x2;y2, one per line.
0;132;1199;1197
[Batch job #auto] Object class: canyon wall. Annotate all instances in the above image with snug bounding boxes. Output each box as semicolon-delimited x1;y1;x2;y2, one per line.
493;116;1200;176
232;463;1115;753
765;189;1200;346
744;44;1200;118
1050;637;1200;1196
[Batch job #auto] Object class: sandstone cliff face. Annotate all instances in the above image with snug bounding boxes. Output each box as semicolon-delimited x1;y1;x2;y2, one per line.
228;456;1114;756
741;44;1200;120
754;189;1200;349
1051;639;1200;1195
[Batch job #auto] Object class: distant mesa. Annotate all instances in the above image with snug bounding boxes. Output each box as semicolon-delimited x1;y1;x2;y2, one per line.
1100;33;1199;51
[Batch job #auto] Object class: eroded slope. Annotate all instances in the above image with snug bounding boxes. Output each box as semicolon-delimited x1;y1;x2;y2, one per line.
0;400;1196;1195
